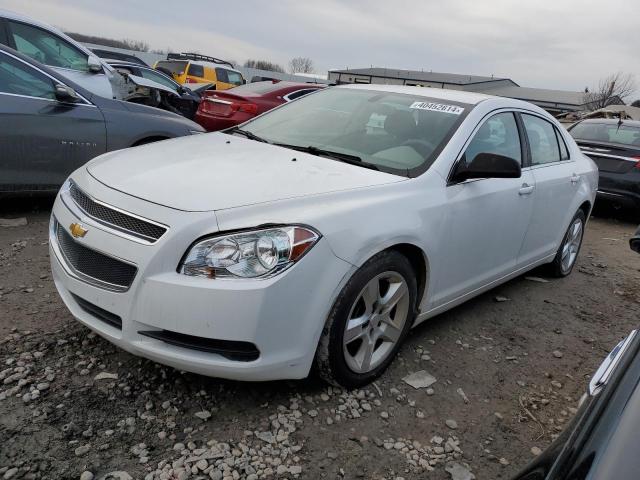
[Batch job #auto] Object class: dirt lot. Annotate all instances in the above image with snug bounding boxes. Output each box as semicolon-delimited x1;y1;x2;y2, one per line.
1;197;638;480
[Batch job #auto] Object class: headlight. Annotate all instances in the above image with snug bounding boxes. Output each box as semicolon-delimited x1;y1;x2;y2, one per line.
179;226;320;279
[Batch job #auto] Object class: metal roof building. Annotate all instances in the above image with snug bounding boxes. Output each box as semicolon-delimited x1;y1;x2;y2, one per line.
328;67;596;115
328;67;518;90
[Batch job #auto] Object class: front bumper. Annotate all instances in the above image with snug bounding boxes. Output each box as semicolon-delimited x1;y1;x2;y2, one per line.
50;172;353;381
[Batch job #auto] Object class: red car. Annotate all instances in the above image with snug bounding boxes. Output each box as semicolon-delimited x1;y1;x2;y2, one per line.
194;81;325;131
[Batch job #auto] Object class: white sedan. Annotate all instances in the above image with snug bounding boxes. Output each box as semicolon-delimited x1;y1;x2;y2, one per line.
50;85;598;387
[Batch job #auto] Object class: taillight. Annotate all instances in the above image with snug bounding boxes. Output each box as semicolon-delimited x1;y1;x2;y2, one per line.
634;156;640;169
185;78;196;84
233;103;258;115
201;97;257;117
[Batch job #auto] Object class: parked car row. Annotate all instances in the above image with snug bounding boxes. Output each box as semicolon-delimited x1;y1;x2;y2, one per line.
0;9;332;194
0;44;204;193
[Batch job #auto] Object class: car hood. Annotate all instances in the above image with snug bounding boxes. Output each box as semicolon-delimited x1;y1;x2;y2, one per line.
86;133;405;212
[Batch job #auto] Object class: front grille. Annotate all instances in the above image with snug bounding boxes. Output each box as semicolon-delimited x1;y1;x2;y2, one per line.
56;221;137;291
69;182;167;242
587;154;636;174
138;329;260;361
72;294;122;329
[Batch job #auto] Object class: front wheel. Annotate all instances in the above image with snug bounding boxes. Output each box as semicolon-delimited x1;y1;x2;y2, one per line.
315;251;417;388
548;210;586;277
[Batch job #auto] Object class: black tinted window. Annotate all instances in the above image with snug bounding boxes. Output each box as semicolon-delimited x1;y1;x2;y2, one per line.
556;129;570;160
215;68;229;83
522;114;561;165
287;89;314;100
0;53;55;99
188;63;204;77
463;112;521;166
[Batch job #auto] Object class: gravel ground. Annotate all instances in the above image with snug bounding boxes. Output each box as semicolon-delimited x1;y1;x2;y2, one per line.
0;197;638;480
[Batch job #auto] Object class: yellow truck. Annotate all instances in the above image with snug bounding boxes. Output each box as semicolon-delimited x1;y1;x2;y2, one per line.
154;53;245;90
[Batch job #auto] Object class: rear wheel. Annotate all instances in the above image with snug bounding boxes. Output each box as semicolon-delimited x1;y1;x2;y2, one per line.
548;210;586;277
315;251;417;388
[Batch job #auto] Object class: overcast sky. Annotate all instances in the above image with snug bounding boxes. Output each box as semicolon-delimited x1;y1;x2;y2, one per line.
2;0;638;96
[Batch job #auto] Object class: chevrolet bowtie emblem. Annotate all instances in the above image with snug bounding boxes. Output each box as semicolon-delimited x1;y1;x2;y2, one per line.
69;223;88;238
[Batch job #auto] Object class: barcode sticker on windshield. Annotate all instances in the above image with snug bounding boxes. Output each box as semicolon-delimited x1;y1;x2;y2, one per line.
410;102;464;115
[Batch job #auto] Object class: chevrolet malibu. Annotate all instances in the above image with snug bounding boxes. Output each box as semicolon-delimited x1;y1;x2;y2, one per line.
50;85;598;387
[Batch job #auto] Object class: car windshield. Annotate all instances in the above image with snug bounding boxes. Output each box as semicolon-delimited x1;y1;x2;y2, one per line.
570;122;640;147
229;81;286;95
241;87;471;176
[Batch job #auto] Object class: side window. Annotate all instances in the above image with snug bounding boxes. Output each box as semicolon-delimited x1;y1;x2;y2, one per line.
462;112;522;166
0;53;55;99
226;70;244;86
215;67;229;83
522;114;561;165
287;89;313;101
187;63;204;78
555;128;570;160
8;21;89;72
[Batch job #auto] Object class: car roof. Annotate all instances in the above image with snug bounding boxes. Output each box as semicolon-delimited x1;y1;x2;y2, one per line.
577;118;640;127
159;58;242;74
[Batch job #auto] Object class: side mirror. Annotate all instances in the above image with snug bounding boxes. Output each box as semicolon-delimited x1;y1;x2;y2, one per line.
55;84;80;103
452;152;521;183
87;56;102;73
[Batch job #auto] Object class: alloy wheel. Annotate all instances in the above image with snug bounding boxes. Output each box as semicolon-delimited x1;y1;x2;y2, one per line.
561;218;583;273
342;271;410;373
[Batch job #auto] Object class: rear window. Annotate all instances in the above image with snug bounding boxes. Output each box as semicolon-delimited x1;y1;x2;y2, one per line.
230;81;286;95
188;63;204;78
155;60;187;75
570;122;640;147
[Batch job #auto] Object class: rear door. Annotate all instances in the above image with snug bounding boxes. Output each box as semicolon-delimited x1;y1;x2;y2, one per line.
518;113;578;263
0;51;106;191
434;111;535;304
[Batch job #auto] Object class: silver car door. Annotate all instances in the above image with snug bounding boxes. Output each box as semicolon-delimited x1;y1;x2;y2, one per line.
433;111;535;305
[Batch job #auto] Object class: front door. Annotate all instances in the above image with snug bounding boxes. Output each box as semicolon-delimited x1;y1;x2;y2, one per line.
5;19;113;99
0;51;106;191
433;111;535;306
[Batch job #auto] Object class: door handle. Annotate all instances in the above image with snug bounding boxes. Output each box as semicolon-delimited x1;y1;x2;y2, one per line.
570;173;580;184
519;183;535;195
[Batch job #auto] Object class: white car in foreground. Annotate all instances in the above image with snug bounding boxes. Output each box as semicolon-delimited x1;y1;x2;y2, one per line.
50;85;597;387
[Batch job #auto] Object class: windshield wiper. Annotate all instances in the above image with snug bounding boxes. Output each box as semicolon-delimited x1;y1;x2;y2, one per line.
274;144;379;171
226;127;270;143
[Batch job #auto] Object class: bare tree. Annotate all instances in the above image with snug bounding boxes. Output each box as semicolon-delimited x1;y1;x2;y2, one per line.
584;72;636;110
289;57;314;74
631;99;640;108
244;59;285;73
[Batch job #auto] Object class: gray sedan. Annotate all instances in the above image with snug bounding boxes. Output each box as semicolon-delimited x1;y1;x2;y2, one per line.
0;45;204;193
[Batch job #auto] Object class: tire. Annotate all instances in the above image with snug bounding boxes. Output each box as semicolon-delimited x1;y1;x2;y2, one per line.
548;210;586;277
315;250;417;388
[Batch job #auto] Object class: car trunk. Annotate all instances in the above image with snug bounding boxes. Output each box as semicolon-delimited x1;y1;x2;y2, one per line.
577;141;640;174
